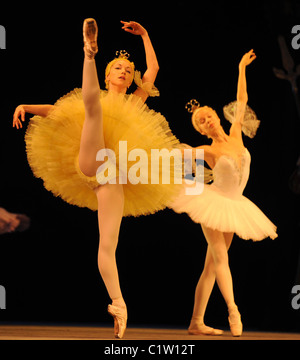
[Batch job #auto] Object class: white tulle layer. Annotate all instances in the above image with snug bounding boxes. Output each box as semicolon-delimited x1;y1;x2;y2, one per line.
171;182;277;241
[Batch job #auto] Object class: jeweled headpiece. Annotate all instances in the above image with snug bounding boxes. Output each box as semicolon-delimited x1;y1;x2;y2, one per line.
186;99;203;131
186;99;201;114
115;50;131;60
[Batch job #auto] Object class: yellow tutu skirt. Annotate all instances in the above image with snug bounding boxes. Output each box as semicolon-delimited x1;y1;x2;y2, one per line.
25;89;182;217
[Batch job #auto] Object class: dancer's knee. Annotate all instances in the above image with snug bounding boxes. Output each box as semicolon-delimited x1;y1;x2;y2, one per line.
83;96;102;117
78;155;98;178
202;259;216;278
213;248;228;267
98;240;116;273
203;228;228;267
99;234;118;259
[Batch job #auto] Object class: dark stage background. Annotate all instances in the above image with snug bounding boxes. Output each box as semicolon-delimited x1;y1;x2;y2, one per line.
0;1;300;332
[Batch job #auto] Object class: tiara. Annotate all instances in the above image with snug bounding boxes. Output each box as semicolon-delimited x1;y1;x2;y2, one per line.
116;50;130;60
185;99;201;114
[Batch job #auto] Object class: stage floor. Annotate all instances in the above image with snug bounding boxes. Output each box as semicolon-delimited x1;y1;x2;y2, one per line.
0;325;300;340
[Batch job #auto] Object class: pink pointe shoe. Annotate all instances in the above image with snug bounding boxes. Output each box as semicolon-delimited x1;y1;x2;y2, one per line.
188;318;224;336
228;305;243;337
83;18;98;60
107;304;128;339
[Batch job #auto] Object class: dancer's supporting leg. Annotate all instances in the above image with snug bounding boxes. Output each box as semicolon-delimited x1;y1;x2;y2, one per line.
95;183;127;339
189;232;233;335
198;226;242;336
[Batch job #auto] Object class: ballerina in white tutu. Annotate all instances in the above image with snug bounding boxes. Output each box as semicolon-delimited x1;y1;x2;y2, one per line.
171;50;277;337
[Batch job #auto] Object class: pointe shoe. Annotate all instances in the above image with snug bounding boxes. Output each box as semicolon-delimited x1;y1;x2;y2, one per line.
107;304;127;339
188;323;224;336
228;306;243;337
83;18;98;59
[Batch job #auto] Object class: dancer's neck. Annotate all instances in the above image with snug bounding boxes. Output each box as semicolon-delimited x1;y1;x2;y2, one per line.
108;84;127;95
212;127;229;144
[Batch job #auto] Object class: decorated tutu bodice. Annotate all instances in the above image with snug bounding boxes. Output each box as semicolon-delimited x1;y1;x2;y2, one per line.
212;149;251;199
170;103;277;241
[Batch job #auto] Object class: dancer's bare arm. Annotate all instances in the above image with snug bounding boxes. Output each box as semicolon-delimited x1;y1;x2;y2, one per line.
13;104;54;129
230;49;256;139
121;21;159;102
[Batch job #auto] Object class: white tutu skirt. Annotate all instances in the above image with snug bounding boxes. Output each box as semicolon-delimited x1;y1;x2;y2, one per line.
171;182;278;241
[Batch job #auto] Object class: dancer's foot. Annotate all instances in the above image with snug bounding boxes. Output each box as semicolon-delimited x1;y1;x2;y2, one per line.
107;303;127;339
15;214;31;232
188;319;224;336
83;18;98;60
228;305;243;337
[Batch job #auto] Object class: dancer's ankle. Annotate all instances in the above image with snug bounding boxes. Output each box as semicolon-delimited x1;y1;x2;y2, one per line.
228;304;241;322
228;303;242;337
189;316;204;329
112;297;126;309
227;303;238;312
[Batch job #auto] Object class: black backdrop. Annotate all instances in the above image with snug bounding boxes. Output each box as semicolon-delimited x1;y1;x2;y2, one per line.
0;0;300;332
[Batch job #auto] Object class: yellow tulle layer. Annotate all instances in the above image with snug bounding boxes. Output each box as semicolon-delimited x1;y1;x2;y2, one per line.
25;89;182;217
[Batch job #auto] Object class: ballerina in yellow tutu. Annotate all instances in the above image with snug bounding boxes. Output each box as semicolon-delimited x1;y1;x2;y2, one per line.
13;19;180;338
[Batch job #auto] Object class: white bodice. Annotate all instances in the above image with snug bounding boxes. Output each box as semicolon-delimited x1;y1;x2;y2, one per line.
212;149;251;198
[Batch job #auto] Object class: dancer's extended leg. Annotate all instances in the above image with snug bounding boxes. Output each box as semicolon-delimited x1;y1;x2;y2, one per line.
79;19;105;177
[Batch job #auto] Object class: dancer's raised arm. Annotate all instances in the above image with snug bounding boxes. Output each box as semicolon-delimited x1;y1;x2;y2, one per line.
121;21;159;102
237;49;256;104
230;49;256;139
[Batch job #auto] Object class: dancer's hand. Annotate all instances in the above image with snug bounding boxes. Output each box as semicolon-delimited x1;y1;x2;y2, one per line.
0;208;20;233
121;21;147;37
13;105;26;129
239;49;256;69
